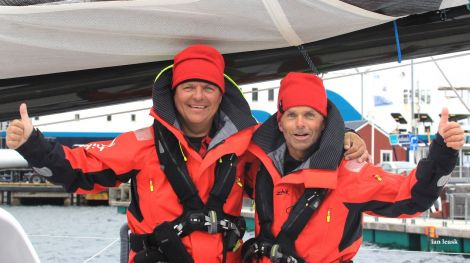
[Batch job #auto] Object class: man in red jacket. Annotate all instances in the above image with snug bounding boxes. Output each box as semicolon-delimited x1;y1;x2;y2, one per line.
244;72;465;263
7;46;367;263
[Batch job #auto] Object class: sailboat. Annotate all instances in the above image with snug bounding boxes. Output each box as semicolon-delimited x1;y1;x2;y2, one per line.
1;1;470;262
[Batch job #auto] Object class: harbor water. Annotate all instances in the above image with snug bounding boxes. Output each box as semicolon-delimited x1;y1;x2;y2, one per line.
2;205;469;263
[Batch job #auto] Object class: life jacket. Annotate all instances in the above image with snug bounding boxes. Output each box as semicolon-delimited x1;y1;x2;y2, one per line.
129;65;257;263
243;102;345;263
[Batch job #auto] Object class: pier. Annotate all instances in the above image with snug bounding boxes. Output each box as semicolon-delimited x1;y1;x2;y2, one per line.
363;214;470;253
0;182;74;205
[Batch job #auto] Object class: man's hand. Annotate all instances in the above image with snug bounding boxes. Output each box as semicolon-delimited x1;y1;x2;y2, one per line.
6;103;33;150
344;132;369;163
438;107;465;150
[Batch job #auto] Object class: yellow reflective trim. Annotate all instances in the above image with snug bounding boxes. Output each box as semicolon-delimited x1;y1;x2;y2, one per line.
153;66;243;98
224;74;244;96
154;65;174;83
232;239;241;252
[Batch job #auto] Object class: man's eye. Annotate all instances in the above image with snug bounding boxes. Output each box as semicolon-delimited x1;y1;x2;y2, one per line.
305;113;315;119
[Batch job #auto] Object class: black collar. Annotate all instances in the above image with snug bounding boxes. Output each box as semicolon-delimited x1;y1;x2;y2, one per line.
252;101;345;174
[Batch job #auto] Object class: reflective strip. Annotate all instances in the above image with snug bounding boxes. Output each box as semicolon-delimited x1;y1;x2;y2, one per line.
154;64;173;83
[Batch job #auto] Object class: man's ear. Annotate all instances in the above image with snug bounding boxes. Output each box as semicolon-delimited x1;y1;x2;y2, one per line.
278;122;284;133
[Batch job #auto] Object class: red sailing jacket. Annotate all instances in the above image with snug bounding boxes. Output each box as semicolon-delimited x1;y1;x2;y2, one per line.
17;67;258;263
247;102;457;263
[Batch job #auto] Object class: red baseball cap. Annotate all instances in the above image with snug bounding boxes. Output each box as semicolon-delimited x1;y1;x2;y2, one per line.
277;72;328;121
172;45;225;92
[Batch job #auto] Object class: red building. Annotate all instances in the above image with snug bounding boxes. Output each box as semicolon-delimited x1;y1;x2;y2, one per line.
346;120;407;165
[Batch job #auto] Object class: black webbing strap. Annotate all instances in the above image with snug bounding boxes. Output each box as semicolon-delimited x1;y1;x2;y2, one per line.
131;222;194;263
205;153;238;215
153;120;240;233
131;121;244;262
153;120;204;211
244;164;327;263
276;188;327;260
255;165;275;241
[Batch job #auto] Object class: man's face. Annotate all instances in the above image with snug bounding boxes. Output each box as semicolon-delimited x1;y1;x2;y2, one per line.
278;106;325;160
174;81;223;137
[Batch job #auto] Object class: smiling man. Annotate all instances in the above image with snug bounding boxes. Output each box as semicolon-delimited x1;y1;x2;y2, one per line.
174;81;222;137
7;46;368;263
243;72;465;263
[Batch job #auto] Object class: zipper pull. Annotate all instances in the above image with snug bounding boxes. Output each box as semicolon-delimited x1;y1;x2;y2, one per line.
236;177;243;188
326;209;331;223
150;180;154;192
178;142;187;162
374;174;383;182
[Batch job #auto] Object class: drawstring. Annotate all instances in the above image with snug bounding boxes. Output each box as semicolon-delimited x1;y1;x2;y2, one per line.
178;141;188;161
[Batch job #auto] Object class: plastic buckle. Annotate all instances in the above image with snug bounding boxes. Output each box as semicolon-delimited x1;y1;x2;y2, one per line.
259;242;272;256
173;223;184;236
221;219;241;237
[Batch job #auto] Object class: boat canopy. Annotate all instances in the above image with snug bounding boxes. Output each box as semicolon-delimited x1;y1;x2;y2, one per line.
1;0;469;120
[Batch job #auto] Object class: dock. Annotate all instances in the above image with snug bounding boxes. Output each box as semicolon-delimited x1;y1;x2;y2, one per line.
363;214;470;253
0;182;74;205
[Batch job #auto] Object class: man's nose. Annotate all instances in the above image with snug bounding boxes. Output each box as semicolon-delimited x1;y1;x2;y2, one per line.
193;86;204;100
295;116;305;128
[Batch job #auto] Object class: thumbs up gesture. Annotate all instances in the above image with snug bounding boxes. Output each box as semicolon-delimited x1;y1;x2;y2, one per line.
438;107;465;150
6;103;34;150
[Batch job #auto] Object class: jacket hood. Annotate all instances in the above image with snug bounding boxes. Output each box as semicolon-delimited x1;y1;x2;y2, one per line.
252;101;345;176
151;66;257;150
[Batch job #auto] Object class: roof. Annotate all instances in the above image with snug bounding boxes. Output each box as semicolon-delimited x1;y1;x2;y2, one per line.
345;120;390;137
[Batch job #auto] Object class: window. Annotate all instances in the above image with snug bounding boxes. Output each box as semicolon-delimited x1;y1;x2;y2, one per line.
252;88;258;102
131;114;136;122
75;114;80;120
34;116;39;121
107;115;112;121
380;150;393;163
268;88;274;101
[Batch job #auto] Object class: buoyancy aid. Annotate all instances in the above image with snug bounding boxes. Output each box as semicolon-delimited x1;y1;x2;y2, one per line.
130;120;246;263
128;66;258;263
243;101;345;263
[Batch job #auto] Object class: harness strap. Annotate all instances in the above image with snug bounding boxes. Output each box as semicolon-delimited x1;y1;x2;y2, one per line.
276;188;327;257
131;121;245;262
154;120;204;211
243;164;327;263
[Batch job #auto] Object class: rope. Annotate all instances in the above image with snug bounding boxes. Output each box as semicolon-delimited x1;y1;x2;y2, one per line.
82;238;120;263
430;56;470;113
297;45;319;75
28;234;117;240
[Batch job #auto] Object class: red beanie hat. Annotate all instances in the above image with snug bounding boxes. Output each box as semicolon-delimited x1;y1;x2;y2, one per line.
277;72;328;121
172;44;225;92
